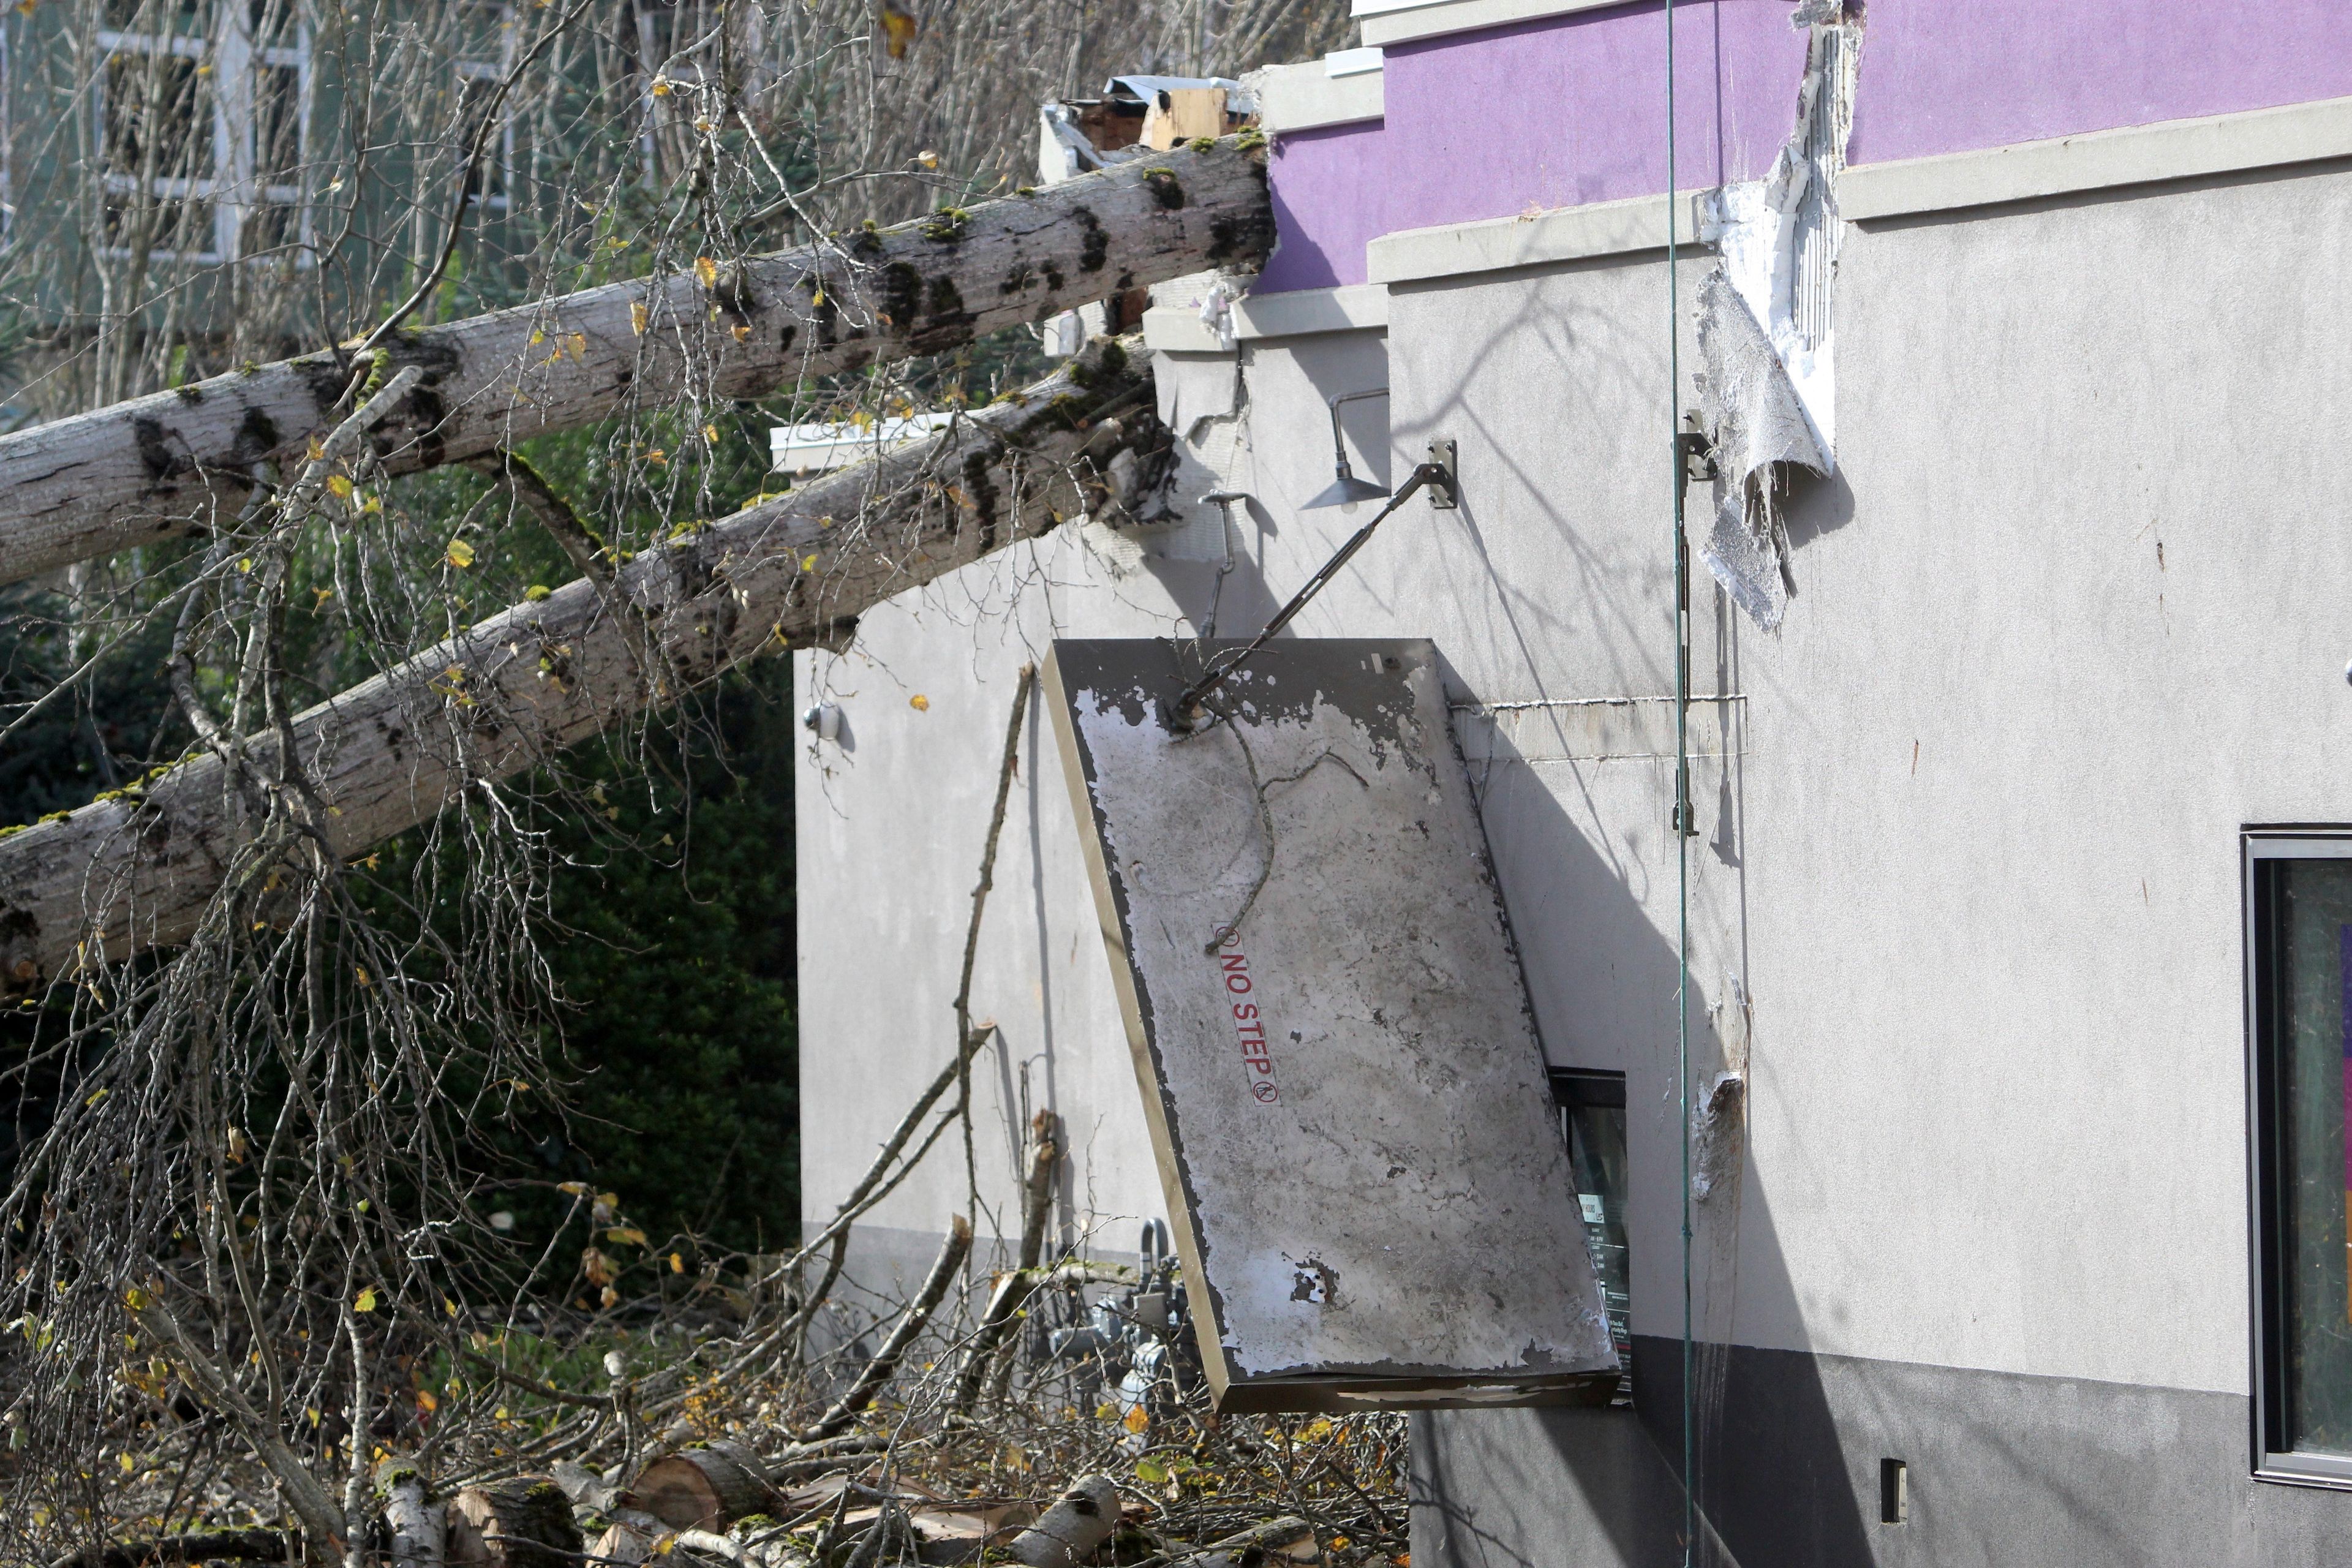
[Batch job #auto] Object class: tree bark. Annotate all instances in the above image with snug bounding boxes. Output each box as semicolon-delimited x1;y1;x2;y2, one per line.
380;1461;445;1568
629;1439;779;1532
445;1479;582;1568
1008;1476;1122;1568
0;138;1267;586
0;338;1160;990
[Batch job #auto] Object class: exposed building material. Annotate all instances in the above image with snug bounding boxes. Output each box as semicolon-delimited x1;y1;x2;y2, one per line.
1044;638;1617;1411
0;341;1161;989
1693;2;1860;629
0;140;1269;587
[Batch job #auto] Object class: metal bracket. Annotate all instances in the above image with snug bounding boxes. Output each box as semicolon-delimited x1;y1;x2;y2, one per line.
1425;439;1459;509
1676;415;1717;500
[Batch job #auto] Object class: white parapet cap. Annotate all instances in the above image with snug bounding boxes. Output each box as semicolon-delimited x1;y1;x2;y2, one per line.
1351;0;1626;49
1248;53;1383;134
1142;282;1390;353
769;412;957;475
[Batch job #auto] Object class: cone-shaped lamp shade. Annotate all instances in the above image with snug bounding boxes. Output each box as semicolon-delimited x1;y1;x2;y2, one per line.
1305;467;1391;509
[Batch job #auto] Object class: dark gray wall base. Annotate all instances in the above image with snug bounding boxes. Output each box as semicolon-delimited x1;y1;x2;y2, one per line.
1412;1339;2352;1567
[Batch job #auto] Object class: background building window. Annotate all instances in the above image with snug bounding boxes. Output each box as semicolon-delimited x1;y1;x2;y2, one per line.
2248;832;2352;1484
1552;1067;1632;1406
95;1;309;266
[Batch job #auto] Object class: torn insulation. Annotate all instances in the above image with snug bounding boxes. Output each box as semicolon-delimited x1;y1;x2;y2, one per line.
1693;2;1860;629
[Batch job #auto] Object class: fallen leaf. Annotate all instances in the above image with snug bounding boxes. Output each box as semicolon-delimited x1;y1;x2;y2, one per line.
695;256;718;288
445;538;476;568
909;694;930;711
1123;1404;1148;1434
630;301;649;334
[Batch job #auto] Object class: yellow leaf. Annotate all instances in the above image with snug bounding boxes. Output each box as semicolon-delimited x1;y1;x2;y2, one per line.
695;257;717;288
445;538;476;569
1095;1403;1119;1422
530;329;545;345
416;1388;438;1413
443;1296;458;1317
119;1451;135;1474
881;2;916;59
354;966;371;987
800;554;818;571
601;1284;620;1308
650;77;671;96
361;492;382;514
326;474;353;500
909;694;930;712
1123;1404;1149;1434
123;1286;151;1311
703;423;720;445
567;333;587;360
643;448;666;466
630;302;649;334
916;149;940;170
1299;1417;1333;1441
557;1180;591;1197
810;288;824;307
353;1286;379;1313
669;1252;684;1273
730;324;752;342
607;1226;647;1246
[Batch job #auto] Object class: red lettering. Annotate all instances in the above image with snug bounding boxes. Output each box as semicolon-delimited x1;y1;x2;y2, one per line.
1226;973;1251;994
1233;1003;1257;1021
1220;954;1248;973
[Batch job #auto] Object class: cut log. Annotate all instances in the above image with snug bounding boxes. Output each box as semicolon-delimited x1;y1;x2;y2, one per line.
445;1477;583;1568
1008;1475;1122;1568
630;1439;778;1532
379;1457;446;1568
0;138;1267;587
0;339;1158;990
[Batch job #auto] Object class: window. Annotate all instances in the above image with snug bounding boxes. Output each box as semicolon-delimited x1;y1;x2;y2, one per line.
2248;832;2352;1484
1553;1068;1632;1406
453;5;516;214
94;1;309;266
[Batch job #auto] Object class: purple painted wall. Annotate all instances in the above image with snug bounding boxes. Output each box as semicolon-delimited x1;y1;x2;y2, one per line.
1261;121;1400;292
1251;0;2352;300
1845;0;2352;166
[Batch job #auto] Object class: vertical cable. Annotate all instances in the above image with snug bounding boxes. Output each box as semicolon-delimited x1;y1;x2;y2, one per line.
1664;1;1696;1564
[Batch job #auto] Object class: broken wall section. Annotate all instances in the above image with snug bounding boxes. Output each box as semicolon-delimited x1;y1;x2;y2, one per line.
1694;1;1861;630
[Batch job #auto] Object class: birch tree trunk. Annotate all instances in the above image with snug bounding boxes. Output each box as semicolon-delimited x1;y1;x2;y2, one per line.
0;138;1266;586
0;340;1159;990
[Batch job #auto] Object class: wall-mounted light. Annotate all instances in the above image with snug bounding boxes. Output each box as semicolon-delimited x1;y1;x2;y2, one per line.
1305;388;1391;509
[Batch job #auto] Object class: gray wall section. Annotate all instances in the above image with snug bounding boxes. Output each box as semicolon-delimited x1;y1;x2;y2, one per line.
797;156;2352;1557
1419;1340;2352;1568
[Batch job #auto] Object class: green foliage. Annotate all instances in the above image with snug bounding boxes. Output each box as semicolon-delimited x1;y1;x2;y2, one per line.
530;673;799;1256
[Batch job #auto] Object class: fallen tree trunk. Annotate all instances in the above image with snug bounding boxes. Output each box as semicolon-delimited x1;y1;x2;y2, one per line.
0;339;1160;990
0;137;1267;586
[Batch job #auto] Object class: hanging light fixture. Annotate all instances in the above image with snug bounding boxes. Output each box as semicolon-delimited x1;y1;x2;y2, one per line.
1304;388;1392;508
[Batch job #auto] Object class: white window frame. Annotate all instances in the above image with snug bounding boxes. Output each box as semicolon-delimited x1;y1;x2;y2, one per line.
94;6;312;268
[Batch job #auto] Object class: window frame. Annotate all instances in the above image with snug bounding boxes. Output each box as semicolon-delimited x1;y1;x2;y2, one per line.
93;7;312;268
2245;827;2352;1488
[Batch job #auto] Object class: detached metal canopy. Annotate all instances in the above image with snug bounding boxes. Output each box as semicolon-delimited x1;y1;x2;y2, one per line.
1044;639;1617;1412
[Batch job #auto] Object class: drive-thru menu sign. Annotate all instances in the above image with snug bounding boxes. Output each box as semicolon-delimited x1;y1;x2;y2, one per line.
1044;639;1618;1411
